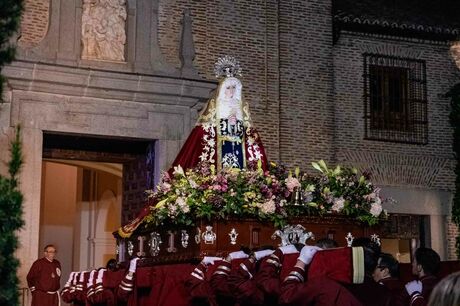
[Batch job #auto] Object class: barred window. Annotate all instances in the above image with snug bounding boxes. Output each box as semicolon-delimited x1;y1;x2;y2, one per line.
363;54;428;144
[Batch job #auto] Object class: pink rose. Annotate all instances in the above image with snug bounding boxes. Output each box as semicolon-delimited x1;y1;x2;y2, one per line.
285;177;301;192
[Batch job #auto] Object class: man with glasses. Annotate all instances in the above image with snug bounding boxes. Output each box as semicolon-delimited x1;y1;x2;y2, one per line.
27;244;62;306
373;253;405;306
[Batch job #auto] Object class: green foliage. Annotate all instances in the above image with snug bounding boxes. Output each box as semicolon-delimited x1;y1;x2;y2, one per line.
446;83;460;258
0;0;23;102
0;0;23;305
0;1;25;304
0;126;24;306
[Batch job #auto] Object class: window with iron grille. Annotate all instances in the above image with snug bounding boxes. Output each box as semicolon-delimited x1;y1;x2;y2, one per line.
363;54;428;144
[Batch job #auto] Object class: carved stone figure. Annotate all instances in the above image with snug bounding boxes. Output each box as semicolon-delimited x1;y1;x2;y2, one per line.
81;0;127;61
450;42;460;69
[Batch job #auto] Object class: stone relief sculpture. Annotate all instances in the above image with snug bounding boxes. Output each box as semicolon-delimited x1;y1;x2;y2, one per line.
81;0;127;61
450;42;460;69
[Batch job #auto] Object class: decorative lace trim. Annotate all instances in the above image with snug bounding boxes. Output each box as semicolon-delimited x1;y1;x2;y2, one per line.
246;128;264;162
199;122;216;165
222;153;240;168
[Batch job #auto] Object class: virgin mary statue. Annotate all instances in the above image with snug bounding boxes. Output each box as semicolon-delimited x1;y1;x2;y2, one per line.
118;56;268;237
171;56;267;172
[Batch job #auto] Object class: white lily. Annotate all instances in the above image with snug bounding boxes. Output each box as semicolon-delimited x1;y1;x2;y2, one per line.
173;165;185;177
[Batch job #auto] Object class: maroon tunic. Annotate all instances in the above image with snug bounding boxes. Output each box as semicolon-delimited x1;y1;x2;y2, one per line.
255;249;286;305
227;258;265;305
378;277;405;306
184;262;218;306
419;275;439;302
343;276;393;306
279;272;363;306
209;260;238;306
74;271;90;305
27;257;61;306
146;264;195;306
61;271;78;304
117;271;135;303
86;269;116;306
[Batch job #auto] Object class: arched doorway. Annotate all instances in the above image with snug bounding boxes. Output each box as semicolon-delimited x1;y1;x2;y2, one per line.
40;132;156;294
40;160;122;291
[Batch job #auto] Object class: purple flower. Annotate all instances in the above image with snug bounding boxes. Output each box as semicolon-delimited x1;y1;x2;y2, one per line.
161;171;171;183
284;189;291;198
208;195;224;207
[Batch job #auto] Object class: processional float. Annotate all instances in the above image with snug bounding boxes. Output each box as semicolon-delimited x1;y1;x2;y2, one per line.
114;56;388;265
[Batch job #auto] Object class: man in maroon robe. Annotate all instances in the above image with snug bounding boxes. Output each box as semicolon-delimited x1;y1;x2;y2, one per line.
227;249;274;305
61;271;77;304
279;245;364;306
185;256;221;306
116;257;140;305
210;250;249;306
226;246;298;306
27;244;62;306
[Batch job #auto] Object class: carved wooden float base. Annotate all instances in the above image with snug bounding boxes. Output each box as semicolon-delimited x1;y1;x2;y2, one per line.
114;215;379;265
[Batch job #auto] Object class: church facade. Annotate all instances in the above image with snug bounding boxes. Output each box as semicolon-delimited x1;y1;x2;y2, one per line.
1;0;459;294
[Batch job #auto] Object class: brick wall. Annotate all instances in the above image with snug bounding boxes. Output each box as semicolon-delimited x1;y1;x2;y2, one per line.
158;0;281;163
278;0;335;168
333;33;458;191
332;34;459;257
19;0;49;46
447;216;459;260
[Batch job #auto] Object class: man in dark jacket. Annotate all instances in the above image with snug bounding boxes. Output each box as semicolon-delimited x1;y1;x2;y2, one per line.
404;247;441;306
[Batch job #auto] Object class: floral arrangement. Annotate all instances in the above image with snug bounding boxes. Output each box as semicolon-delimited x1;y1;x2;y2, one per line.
142;160;390;229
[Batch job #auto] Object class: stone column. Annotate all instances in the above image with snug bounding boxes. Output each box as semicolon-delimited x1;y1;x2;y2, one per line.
154;140;182;185
16;127;43;287
429;214;447;260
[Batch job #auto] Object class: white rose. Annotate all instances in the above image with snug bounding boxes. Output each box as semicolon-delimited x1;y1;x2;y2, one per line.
168;203;178;217
370;201;383;217
175;197;190;213
259;199;276;214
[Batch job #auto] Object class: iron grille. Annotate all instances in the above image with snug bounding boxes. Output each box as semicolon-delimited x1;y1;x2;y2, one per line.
363;53;428;144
